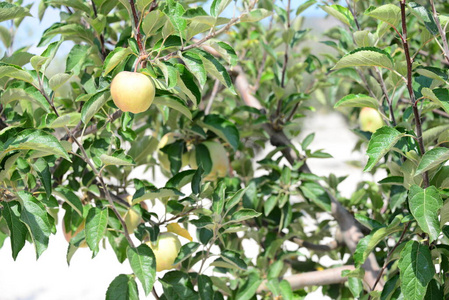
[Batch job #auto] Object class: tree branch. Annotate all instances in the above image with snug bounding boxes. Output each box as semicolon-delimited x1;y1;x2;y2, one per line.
291;237;341;252
257;265;355;293
400;0;429;187
232;65;384;291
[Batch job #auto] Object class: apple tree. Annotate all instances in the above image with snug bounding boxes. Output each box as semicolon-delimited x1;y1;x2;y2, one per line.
1;0;449;299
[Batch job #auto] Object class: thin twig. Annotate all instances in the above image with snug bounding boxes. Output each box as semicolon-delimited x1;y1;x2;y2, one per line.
276;0;291;118
129;0;145;54
91;0;106;59
368;222;410;299
400;0;429;187
375;68;396;126
430;0;449;64
156;0;259;62
205;80;221;114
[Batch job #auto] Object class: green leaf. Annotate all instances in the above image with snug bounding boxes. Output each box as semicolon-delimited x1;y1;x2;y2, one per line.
0;65;34;83
66;44;90;75
85;207;109;254
42;23;95;45
160;271;198;300
354;220;403;267
229;209;261;223
181;51;207;88
235;272;262;300
1;129;71;161
163;0;187;38
334;94;379;109
157;61;179;89
332;47;394;71
106;274;139;300
300;182;331;211
221;250;247;270
100;151;135;166
214;42;238;67
198;275;214;300
210;0;232;17
142;10;166;36
190;215;213;228
416;147;449;175
81;90;111;124
399;241;434;300
321;4;355;27
201;114;240;151
47;0;91;14
408;2;439;36
297;0;317;15
240;9;272;22
49;73;72;91
364;127;405;172
365;4;401;29
103;47;133;76
176;64;201;106
32;158;52;197
153;96;192;120
425;279;443;300
17;191;52;259
127;244;156;296
225;187;248;211
174;242;200;264
30;55;49;72
0;88;50;112
0;25;11;48
279;280;294;300
132;188;184;204
408;185;442;242
3;201;28;260
49;112;81;128
0;2;31;22
196;49;236;93
54;187;83;216
421;88;449;114
166;170;196;189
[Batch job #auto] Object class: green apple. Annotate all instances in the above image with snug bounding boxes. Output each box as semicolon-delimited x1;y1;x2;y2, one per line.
190;141;229;181
110;71;155;114
359;107;383;133
146;232;182;272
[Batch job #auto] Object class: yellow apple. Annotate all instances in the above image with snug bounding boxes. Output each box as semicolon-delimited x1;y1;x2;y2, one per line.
121;195;142;234
124;208;141;234
359;107;383;133
190;141;229;181
62;221;88;248
146;232;182;272
110;71;155;114
157;132;189;172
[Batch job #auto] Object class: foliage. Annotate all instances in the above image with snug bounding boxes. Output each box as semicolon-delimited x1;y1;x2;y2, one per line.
1;0;449;299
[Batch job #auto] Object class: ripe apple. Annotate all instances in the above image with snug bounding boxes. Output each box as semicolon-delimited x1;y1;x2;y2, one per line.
190;141;229;181
157;132;189;172
359;107;383;133
146;232;182;272
110;71;155;114
122;195;142;234
62;221;88;248
124;208;141;234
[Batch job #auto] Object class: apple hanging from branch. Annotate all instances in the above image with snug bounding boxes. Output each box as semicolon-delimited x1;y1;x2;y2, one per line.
146;232;182;272
359;107;383;133
110;71;155;114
